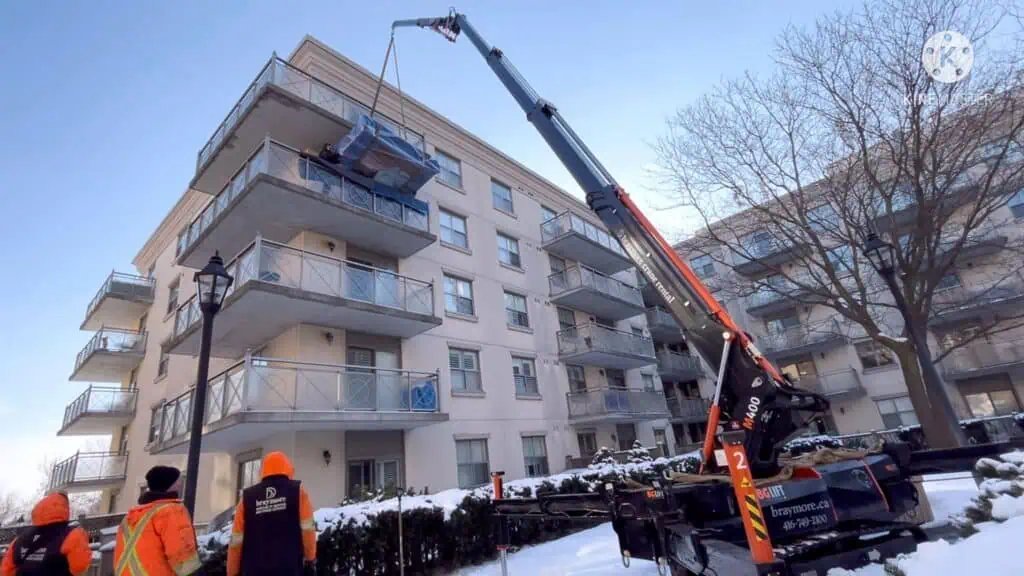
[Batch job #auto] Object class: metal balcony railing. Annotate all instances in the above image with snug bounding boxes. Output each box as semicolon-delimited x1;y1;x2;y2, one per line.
49;452;127;491
540;211;626;257
74;329;147;374
828;414;1024;450
799;369;862;397
173;237;435;338
548;265;642;306
178;139;430;258
758;320;844;354
62;386;137;429
84;272;155;321
645;306;677;330
151;356;441;446
666;396;711;423
932;280;1024;321
940;336;1024;377
556;323;656;359
566;387;669;420
197;56;424;173
656;350;703;378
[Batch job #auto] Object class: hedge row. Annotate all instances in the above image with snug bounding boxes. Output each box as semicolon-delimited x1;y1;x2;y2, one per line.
198;452;700;575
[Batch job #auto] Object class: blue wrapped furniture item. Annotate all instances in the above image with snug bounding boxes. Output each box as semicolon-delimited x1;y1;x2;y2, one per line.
334;115;440;195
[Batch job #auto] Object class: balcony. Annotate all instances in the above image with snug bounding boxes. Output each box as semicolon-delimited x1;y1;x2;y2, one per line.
541;211;631;275
797;369;864;400
548;265;644;321
657;350;704;381
70;329;146;382
556;323;656;370
744;284;808;317
81;272;155;331
936;222;1009;265
667;396;711;424
48;452;127;493
758;320;847;361
147;356;446;454
178;139;435;267
566;387;670;424
165;238;441;358
931;281;1024;327
939;336;1024;380
58;386;137;436
733;238;809;276
646;307;683;344
193;56;424;197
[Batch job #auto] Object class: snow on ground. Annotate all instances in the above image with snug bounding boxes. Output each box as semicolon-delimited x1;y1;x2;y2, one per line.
921;473;979;527
829;516;1024;575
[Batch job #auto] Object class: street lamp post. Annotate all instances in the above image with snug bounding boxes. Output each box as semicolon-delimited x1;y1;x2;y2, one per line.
862;232;964;448
183;252;234;517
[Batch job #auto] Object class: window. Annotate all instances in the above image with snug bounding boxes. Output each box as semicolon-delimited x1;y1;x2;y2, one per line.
147;264;156;279
118;425;129;455
166;279;179;316
653;428;667;450
743;230;775;256
456;438;489;488
505;291;530;327
631;327;645;338
436;150;462;188
449;348;482;393
780;360;817;383
444;275;474;315
522;436;549;477
1010;187;1024;219
808;203;838;233
642;373;656;391
936;272;961;291
606;368;626;389
148;405;163;443
492;180;514;213
856;340;895;369
826;245;854;272
440;209;468;249
766;315;800;335
157;351;170;378
541;205;558;223
176;229;188;256
549;255;567;274
237;455;263;498
577;432;598;458
512;356;539;396
566;365;587;392
108;489;120;514
595;317;616;329
557;307;576;331
876;396;918;429
690;254;716;278
965;390;1020;418
497;233;521;267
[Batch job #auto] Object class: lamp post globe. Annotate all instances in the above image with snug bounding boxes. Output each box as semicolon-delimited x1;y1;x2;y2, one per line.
183;251;234;516
862;231;895;275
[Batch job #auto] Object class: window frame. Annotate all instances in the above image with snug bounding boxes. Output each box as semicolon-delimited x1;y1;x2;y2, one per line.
856;340;896;370
566;364;587;392
435;149;463;188
148;404;163;444
449;347;482;393
690;254;716;278
504;291;530;328
491;179;515;214
236;454;263;499
456;438;490;488
541;205;558;223
512;356;539;397
444;274;475;316
157;350;170;378
876;396;918;429
521;436;549;477
577;431;598;458
1009;187;1024;219
439;209;469;249
496;233;522;268
642;373;656;391
166;278;180;316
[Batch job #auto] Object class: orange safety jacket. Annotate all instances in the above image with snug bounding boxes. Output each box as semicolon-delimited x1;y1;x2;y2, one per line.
113;495;201;576
1;493;91;576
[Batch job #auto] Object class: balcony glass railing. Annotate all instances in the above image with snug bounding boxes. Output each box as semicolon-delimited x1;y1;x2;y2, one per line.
657;350;703;377
178;139;430;258
759;320;843;353
197;57;424;173
549;265;642;306
174;238;435;338
940;336;1024;376
557;323;656;359
666;396;711;422
566;387;668;420
75;329;147;373
152;357;440;445
84;272;155;321
645;306;677;329
933;280;1024;317
63;386;137;429
540;211;626;257
797;369;862;396
49;452;127;490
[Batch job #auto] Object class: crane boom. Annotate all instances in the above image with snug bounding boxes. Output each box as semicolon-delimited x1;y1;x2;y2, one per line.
393;10;829;478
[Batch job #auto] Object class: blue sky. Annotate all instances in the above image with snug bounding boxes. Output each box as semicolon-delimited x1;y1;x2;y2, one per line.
0;0;856;497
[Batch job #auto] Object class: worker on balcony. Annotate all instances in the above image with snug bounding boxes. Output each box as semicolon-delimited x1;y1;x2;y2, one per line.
114;466;201;575
227;451;316;576
1;491;91;576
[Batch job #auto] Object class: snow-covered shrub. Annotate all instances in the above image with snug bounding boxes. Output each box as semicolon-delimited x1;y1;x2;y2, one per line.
958;451;1024;528
627;440;653;463
783;434;842;456
589;446;617;466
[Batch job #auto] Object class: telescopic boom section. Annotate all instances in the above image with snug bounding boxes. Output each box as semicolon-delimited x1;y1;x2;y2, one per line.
393;11;829;476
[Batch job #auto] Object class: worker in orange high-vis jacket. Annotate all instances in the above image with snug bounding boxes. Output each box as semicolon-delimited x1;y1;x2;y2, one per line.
1;491;91;576
227;451;316;576
114;466;201;576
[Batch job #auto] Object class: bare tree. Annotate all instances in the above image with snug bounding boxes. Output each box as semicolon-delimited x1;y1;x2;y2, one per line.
653;0;1024;447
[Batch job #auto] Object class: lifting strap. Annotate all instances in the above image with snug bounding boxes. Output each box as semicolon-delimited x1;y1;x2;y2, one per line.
369;32;411;140
115;503;171;575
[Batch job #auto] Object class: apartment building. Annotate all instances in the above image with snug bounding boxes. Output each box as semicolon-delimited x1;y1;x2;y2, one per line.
52;36;680;522
665;141;1024;440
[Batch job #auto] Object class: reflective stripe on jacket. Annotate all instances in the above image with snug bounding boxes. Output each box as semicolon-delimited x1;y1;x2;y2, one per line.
114;499;200;576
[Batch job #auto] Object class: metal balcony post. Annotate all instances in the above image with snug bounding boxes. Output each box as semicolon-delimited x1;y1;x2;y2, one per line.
336;369;343;410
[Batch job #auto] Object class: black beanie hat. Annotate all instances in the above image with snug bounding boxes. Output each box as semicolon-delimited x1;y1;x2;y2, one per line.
145;466;181;493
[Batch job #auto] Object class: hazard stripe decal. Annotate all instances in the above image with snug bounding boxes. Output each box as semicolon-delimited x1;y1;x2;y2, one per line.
743;495;769;541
